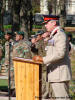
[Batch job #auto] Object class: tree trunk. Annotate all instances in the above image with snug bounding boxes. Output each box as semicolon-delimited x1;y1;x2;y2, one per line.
40;0;49;14
59;0;66;27
20;0;32;39
12;0;20;32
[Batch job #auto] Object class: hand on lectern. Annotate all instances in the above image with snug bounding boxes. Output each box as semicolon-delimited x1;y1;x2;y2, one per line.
32;55;43;62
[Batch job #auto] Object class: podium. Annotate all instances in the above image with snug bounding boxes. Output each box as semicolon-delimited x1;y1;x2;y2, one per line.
13;57;42;100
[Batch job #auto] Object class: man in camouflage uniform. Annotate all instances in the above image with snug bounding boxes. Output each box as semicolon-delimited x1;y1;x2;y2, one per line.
31;30;45;56
0;44;2;60
4;31;15;96
0;44;3;71
31;30;49;99
31;35;38;56
13;31;32;59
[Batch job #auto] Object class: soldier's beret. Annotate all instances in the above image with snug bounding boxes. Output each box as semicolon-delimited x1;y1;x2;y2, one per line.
5;31;12;35
36;30;44;36
17;31;24;36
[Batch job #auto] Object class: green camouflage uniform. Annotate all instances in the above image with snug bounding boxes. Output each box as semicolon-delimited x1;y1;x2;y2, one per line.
31;39;45;57
0;44;2;71
5;39;15;89
31;39;49;98
13;39;32;59
36;40;46;56
0;44;2;60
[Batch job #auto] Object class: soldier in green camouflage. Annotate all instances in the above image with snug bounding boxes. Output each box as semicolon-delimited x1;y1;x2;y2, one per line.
31;35;38;57
31;31;46;57
4;31;15;96
0;44;2;60
31;30;48;98
36;31;49;99
0;44;3;71
35;30;46;57
13;31;32;59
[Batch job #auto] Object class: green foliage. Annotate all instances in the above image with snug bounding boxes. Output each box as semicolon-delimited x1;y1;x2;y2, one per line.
69;52;75;100
30;31;35;35
65;31;70;34
3;25;12;29
69;81;75;100
32;1;40;14
0;58;5;66
32;25;42;29
0;31;5;39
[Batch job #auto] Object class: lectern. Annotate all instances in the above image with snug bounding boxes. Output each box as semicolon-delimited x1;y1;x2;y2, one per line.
13;57;42;100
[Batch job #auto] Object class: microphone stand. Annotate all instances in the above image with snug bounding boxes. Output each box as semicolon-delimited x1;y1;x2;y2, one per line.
8;42;11;100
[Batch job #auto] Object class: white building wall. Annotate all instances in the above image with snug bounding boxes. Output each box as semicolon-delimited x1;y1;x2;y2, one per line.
71;0;75;14
40;0;49;14
66;0;75;15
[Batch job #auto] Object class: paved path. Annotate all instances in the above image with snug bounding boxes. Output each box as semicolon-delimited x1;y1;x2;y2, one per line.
0;96;16;100
0;75;8;79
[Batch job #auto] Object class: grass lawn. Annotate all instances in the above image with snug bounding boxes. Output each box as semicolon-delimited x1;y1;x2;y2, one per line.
0;79;8;91
69;51;75;100
0;79;8;86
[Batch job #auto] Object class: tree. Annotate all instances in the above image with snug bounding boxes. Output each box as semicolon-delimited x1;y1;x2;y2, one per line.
40;0;49;14
12;0;21;31
0;0;3;30
2;0;32;39
59;0;66;27
20;0;32;39
31;0;40;13
48;0;66;27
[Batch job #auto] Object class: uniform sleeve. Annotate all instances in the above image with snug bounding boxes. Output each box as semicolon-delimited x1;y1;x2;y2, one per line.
43;32;67;65
5;42;10;65
0;45;2;59
23;42;32;59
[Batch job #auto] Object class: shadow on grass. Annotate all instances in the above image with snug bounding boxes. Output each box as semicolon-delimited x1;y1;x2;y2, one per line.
0;86;8;92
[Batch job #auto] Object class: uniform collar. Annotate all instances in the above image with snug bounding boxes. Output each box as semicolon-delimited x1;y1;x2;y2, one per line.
50;26;60;38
